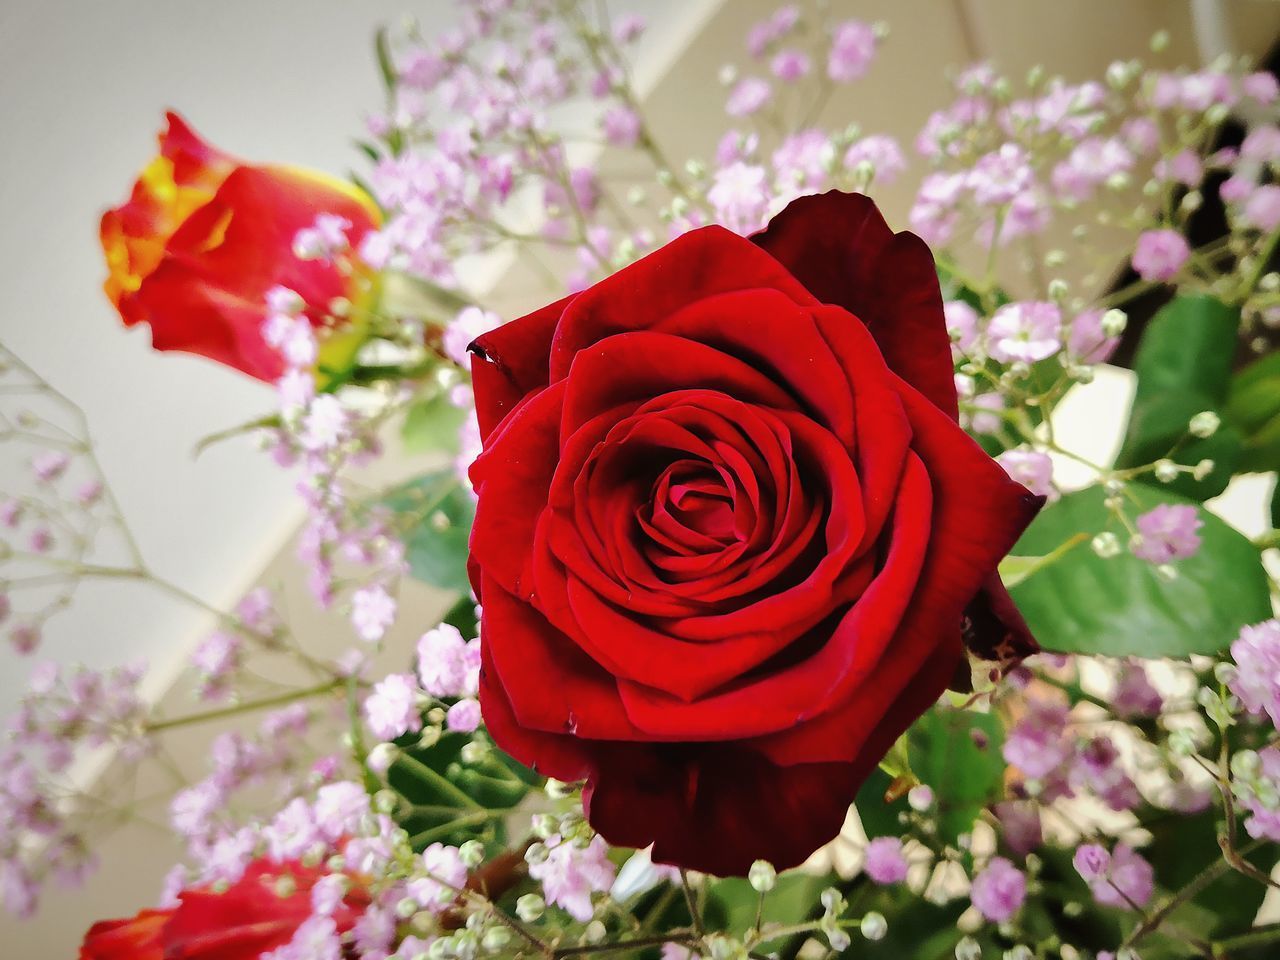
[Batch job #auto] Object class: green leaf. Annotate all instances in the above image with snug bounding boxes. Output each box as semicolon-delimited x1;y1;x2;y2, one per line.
374;27;398;93
401;389;467;455
384;470;475;594
709;872;834;937
1225;350;1280;474
854;768;911;840
1009;484;1271;657
1144;810;1279;938
1115;295;1242;500
909;707;1004;845
390;732;537;851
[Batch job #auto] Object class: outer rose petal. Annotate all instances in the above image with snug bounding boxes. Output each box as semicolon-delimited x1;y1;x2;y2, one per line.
752;191;958;421
79;910;168;960
470;294;573;440
549;225;820;381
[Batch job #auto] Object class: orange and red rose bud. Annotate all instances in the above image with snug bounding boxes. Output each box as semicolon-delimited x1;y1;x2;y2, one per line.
100;111;382;381
78;859;368;960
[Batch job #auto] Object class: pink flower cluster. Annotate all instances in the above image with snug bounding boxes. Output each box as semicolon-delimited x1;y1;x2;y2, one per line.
363;622;482;743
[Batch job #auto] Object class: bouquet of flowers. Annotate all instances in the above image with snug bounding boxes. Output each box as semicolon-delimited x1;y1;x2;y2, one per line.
2;2;1279;958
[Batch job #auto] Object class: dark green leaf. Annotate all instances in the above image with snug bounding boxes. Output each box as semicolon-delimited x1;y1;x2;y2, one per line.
390;732;536;851
709;872;834;937
1144;810;1278;937
375;27;398;93
909;708;1004;845
1226;349;1280;474
384;470;474;594
1115;295;1242;500
1009;484;1271;657
854;768;910;840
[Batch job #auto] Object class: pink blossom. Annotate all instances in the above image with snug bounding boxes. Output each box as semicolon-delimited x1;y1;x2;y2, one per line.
1067;309;1119;364
363;673;423;742
601;106;642;147
445;697;481;733
827;20;876;82
613;13;645;45
994;801;1042;856
1239;746;1280;841
746;6;799;57
1002;697;1073;781
771;129;831;191
707;162;769;235
1154;149;1203;187
443;306;502;367
0;499;21;528
1220;175;1254;205
943;300;979;356
1242;184;1280;232
408;842;468;910
1087;844;1153;909
1131;228;1190;282
969;857;1026;923
863;836;909;884
842;135;905;184
75;480;103;506
1112;661;1163;717
351;584;396;643
1229;619;1280;729
1241;125;1280;164
1243;72;1279;104
1121;117;1160;155
986;301;1062;364
1131;504;1202;564
725;78;772;117
417;623;469;697
1072;737;1141;811
1072;843;1110;882
996;450;1056;500
770;49;810;82
31;451;69;484
529;834;616;922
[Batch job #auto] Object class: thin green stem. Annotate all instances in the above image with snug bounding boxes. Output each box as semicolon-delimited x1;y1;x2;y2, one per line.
145;680;342;733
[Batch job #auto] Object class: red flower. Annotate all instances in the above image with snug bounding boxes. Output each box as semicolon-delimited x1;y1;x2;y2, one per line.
100;112;381;381
468;191;1043;875
78;859;367;960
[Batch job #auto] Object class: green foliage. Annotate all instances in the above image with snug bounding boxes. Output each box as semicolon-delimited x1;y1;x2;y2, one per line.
1115;295;1243;500
389;732;538;852
854;768;911;840
1225;349;1280;474
402;388;468;455
909;708;1004;844
1009;484;1271;657
384;469;475;595
709;872;834;938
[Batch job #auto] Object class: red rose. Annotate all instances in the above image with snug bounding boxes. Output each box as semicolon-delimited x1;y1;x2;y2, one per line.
78;859;367;960
468;192;1042;875
101;112;381;381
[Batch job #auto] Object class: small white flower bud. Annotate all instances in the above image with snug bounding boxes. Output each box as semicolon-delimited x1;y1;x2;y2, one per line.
1153;459;1179;483
908;785;935;811
516;893;545;922
458;839;484;868
524;842;549;867
1193;459;1215;481
1048;278;1069;300
749;859;777;893
1101;308;1128;337
584;920;607;944
1188;411;1220;438
482;927;511;951
956;935;983;960
1092;532;1121;558
861;912;888;941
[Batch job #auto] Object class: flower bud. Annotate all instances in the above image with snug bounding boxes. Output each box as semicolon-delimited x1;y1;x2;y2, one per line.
748;859;777;893
1092;532;1121;558
459;839;484;868
908;785;935;811
860;911;888;941
584;921;607;944
956;935;983;960
1188;411;1220;438
516;893;545;922
1101;308;1128;337
1153;459;1179;483
1193;459;1215;481
482;927;512;951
